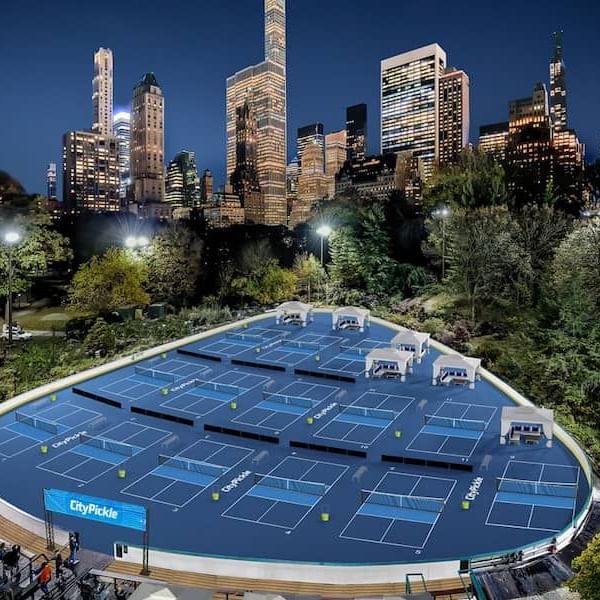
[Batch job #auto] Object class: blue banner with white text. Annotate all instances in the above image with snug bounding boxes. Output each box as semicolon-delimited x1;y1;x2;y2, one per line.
43;488;147;532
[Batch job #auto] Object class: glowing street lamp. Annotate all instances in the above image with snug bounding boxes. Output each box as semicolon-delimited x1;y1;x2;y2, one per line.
125;236;150;250
432;206;450;279
316;225;333;266
4;231;22;345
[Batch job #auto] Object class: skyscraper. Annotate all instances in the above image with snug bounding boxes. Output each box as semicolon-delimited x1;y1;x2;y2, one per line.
130;73;165;206
92;48;113;136
46;162;57;201
438;68;470;165
381;44;447;179
506;83;553;203
200;169;214;202
226;0;287;226
325;129;347;177
479;123;509;162
550;31;567;134
230;99;262;222
290;141;331;227
297;123;325;171
112;111;130;203
63;131;120;212
346;104;367;163
165;151;200;209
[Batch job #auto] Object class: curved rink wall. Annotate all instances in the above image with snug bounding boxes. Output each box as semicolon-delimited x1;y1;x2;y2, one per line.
0;310;593;584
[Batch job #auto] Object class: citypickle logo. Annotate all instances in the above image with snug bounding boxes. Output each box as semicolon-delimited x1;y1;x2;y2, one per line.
69;499;119;521
313;402;338;420
52;431;87;449
465;477;484;501
222;470;252;493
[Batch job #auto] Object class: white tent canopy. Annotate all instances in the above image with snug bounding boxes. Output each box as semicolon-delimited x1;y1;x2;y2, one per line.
332;306;370;332
500;406;554;447
365;348;414;381
391;330;430;363
432;354;481;389
275;301;314;327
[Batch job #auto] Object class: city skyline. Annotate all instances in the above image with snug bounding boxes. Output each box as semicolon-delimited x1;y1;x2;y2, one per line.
1;0;598;196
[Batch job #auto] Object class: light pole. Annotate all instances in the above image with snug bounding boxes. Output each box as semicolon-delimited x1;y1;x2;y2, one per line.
433;207;450;280
4;231;21;346
316;225;332;266
316;225;333;303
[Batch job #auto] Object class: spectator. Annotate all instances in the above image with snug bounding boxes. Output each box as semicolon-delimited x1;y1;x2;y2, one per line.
55;552;64;584
68;532;80;564
36;561;52;596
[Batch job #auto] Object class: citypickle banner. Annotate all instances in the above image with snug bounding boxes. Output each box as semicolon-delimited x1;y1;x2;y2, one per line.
43;488;147;532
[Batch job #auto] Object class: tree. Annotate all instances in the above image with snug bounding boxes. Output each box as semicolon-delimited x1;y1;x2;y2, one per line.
231;259;297;305
84;318;116;355
293;254;323;302
513;204;571;305
445;207;530;320
146;227;203;308
69;248;150;313
0;194;72;298
423;148;511;211
550;220;600;329
569;533;600;600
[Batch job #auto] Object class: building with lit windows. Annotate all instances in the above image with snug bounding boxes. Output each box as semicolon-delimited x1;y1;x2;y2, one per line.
439;68;470;165
336;153;398;203
226;0;287;226
200;169;213;202
92;48;113;136
290;142;332;227
478;122;509;162
346;104;367;163
325;129;347;178
506;82;553;202
297;123;324;172
46;162;57;201
550;31;567;134
62;130;120;212
165;151;200;210
381;44;446;179
204;186;246;229
112;111;130;203
230;99;263;224
130;73;165;207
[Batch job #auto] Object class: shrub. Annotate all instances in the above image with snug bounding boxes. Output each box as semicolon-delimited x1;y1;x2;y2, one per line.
84;318;116;356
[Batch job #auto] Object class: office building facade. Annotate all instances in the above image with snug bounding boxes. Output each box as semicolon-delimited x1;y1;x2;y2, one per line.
381;44;447;179
479;123;509;162
346;104;367;163
550;31;567;134
297;123;325;171
200;169;214;202
92;48;113;136
226;0;287;226
506;83;553;202
46;162;57;201
325;129;347;177
130;73;165;206
439;68;470;165
62;130;120;212
112;111;130;203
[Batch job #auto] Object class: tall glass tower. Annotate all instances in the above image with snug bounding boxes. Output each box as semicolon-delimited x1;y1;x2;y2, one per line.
226;0;287;225
381;44;446;179
550;31;567;134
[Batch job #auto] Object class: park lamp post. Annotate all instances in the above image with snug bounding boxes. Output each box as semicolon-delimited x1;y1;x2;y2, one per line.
433;206;450;280
4;231;21;346
316;225;333;304
316;225;333;266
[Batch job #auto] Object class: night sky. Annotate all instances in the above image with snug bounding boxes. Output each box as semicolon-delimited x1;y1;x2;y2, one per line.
1;0;598;195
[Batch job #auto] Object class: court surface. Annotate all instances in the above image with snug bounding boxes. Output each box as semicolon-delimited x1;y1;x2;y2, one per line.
0;311;591;565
